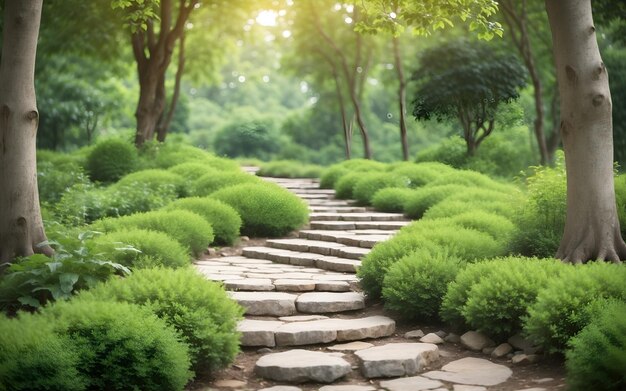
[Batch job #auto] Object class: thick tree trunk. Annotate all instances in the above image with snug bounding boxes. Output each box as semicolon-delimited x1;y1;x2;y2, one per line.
135;64;164;146
156;32;186;143
546;0;626;263
0;0;53;268
392;37;410;161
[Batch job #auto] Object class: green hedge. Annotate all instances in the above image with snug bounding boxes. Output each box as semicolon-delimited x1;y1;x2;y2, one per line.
334;172;363;199
114;169;188;197
193;172;260;196
352;172;407;206
257;160;323;178
168;162;219;181
86;139;138;183
372;188;416;213
390;162;455;188
403;184;471;219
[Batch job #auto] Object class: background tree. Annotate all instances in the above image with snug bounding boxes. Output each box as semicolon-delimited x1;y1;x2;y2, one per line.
411;39;527;156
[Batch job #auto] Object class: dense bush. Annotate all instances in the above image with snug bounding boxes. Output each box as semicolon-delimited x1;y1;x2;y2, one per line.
319;166;349;189
449;211;516;244
38;159;90;204
390;162;455;188
163;198;242;245
81;267;244;374
523;262;626;353
213;117;281;160
403;184;471;219
211;183;308;237
91;229;190;269
338;158;387;172
168;162;219;181
352;172;407;205
43;300;192;391
319;159;387;189
372;188;416;213
423;199;515;220
93;210;214;256
0;314;84;391
114;169;188;197
427;170;512;192
139;142;239;171
193;171;260;196
416;136;468;168
565;300;626;391
86;138;138;183
257;160;323;178
382;248;463;321
615;174;626;237
334;172;363;199
460;257;564;340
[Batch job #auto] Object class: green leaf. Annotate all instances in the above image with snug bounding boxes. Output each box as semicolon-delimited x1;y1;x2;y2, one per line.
59;273;80;293
17;296;41;308
46;261;63;273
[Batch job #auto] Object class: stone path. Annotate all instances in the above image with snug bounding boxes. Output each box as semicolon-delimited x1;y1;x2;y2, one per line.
195;176;565;391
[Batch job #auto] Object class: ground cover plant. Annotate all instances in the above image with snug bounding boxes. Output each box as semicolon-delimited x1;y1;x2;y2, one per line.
257;160;323;178
372;187;416;213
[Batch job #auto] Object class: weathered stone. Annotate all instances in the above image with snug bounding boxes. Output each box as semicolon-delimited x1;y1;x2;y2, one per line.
405;329;425;339
213;379;247;388
435;330;448;338
420;333;445;344
275;316;395;346
514;388;547;391
257;386;302;391
512;354;539;365
224;278;275;291
238;319;283;347
355;343;439;378
423;357;513;386
482;347;495;355
274;279;317;292
318;386;376;391
379;376;444;391
315;257;361;273
445;333;461;343
328;341;374;351
296;292;365;313
453;385;487;391
255;350;352;383
332;316;396;341
257;348;273;354
460;331;495;351
278;315;328;322
508;333;536;351
491;343;513;358
229;291;297;316
316;281;351;292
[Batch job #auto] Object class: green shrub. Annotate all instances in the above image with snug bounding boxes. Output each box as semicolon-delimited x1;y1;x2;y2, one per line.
211;183;308;237
426;170;512;192
320;166;349;189
114;169;188;197
43;300;192;391
93;210;214;256
213;116;281;160
334;172;362;199
524;262;626;353
382;248;463;321
423;199;515;220
37;160;91;204
257;160;323;178
91;229;190;269
0;314;84;391
461;257;564;340
416;136;468;168
86;138;138;183
372;188;416;213
615;174;626;237
403;184;469;219
390;162;455;188
337;158;387;172
163;198;242;245
168;162;219;181
352;173;407;206
565;299;626;391
193;171;260;196
139;142;226;170
81;267;244;374
449;211;516;244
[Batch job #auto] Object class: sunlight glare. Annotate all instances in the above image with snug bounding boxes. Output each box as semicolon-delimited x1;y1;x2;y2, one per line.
256;10;278;26
282;30;292;38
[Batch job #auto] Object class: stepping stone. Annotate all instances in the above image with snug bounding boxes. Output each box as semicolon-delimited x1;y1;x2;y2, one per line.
316;281;351;292
224;278;275;291
213;379;247;388
310;221;411;231
328;341;374;351
274;279;317;292
331;246;370;260
319;386;377;391
209;256;274;265
298;194;334;199
309;212;406;222
243;247;362;273
379;376;444;391
422;357;513;386
258;386;303;391
460;331;495;351
296;292;365;313
267;239;345;254
199;272;244;281
354;343;440;378
228;291;297;316
238;319;284;347
255;350;352;383
279;315;329;322
454;386;487;391
309;206;367;213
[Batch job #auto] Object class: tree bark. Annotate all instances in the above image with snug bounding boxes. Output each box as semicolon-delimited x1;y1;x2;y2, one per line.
392;37;409;161
546;0;626;263
0;0;54;268
156;31;186;142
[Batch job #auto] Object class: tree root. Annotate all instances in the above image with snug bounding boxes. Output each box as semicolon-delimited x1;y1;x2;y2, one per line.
557;227;626;264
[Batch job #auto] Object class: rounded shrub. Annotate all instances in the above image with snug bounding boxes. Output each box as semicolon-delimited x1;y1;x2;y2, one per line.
114;169;188;197
334;172;362;199
338;158;387;171
94;210;214;256
257;160;323;178
43;300;192;391
614;174;626;237
461;257;564;340
91;229;190;269
372;188;416;213
382;248;464;321
80;267;244;375
0;314;84;391
523;262;626;353
565;299;626;391
319;165;349;189
423;199;515;220
193;171;260;196
427;170;513;192
211;183;308;237
352;172;407;206
86;138;138;183
163;197;242;245
391;162;455;188
403;184;468;219
168;162;219;181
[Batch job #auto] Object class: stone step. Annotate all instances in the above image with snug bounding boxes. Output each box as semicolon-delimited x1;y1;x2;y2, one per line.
255;350;352;383
229;291;365;317
310;212;407;222
297;194;334;200
354;343;440;378
266;239;371;259
305;200;355;207
298;230;393;249
309;206;368;213
309;220;412;231
239;315;396;347
241;247;362;273
291;189;335;195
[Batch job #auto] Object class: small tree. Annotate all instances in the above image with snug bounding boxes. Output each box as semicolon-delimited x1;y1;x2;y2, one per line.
411;40;527;156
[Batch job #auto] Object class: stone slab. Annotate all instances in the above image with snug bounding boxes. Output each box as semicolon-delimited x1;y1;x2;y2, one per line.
423;357;513;386
274;279;317;292
316;281;351;292
278;315;329;322
224;278;275;291
296;292;365;313
328;341;374;351
258;386;302;391
355;343;440;378
238;319;284;347
255;349;352;383
228;291;297;316
379;376;444;391
319;386;376;391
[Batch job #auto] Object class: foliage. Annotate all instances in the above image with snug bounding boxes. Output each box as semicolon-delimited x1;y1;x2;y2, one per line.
93;210;214;256
382;248;463;321
448;211;516;244
422;188;520;220
615;174;626;237
461;257;564;340
211;183;309;237
80;267;244;374
163;198;242;245
372;188;416;213
416;136;468;168
523;262;626;353
91;229;190;269
403;184;471;219
0;230;130;314
256;160;323;178
352;172;408;206
168;162;219;181
43;299;192;390
0;314;84;391
139;142;239;171
334;172;363;200
319;166;350;189
114;169;188;197
426;169;513;192
390;161;455;187
193;171;261;196
213;116;281;160
86;138;138;183
565;299;626;391
37;157;91;204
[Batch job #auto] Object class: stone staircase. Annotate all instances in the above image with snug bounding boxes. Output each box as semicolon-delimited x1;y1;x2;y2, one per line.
195;176;559;391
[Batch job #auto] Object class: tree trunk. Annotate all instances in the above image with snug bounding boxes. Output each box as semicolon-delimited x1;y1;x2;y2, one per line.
157;31;186;143
546;0;626;263
332;69;352;159
392;37;409;161
0;0;54;268
134;63;163;146
350;92;372;159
